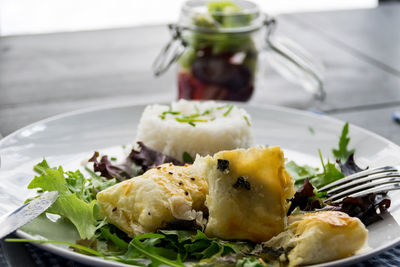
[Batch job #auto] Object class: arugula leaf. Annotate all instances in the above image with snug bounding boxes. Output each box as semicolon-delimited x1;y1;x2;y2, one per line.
236;258;266;267
332;122;355;163
310;162;344;189
84;167;118;197
287;152;344;190
122;230;246;266
163;230;237;259
125;234;185;267
100;227;129;250
285;161;319;188
183;152;194;164
308;150;344;189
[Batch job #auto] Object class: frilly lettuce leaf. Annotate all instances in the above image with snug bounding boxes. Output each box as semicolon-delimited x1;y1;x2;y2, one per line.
28;159;100;239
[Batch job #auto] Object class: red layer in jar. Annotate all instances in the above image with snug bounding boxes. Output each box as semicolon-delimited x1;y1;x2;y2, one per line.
178;51;255;101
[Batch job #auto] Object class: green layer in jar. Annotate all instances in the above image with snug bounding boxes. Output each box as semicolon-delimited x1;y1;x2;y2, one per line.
178;0;258;73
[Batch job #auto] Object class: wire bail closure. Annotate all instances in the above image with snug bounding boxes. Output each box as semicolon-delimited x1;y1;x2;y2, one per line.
152;24;187;76
263;15;326;101
263;15;277;39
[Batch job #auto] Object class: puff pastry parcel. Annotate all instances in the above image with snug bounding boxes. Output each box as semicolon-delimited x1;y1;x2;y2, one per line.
264;211;368;266
193;146;295;242
97;163;208;236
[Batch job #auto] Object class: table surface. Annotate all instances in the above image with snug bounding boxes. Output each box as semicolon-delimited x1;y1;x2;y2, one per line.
1;2;400;267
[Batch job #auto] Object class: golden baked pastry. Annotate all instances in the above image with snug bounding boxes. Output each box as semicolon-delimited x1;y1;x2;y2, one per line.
264;211;368;266
96;163;208;236
193;146;295;242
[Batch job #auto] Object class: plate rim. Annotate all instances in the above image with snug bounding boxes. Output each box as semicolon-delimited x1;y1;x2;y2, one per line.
0;101;399;266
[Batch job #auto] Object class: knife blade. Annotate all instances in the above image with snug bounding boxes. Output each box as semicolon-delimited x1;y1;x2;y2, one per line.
0;191;59;239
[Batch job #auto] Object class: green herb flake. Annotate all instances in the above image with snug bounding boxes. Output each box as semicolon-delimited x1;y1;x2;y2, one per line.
233;177;251;190
201;109;213;116
243;115;251;126
217;159;230;172
159;107;181;120
175;117;208;126
308;126;315;135
223;105;234;117
110;157;117;161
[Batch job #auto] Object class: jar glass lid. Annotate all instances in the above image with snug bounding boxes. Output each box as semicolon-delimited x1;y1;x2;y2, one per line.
179;0;264;33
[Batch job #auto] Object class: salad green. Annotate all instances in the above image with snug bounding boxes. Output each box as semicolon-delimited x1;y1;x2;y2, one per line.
332;122;355;163
27;160;111;239
286;123;353;189
6;122;390;266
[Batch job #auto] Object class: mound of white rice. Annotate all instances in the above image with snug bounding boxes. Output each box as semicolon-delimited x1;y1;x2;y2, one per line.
135;100;254;161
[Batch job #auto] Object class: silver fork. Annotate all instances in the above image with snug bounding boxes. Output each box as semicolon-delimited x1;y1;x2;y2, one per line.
318;165;400;203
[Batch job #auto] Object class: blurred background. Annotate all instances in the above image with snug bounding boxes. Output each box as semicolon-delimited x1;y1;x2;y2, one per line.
1;0;377;36
0;0;399;142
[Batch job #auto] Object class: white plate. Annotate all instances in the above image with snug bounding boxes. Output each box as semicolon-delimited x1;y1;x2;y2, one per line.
1;102;400;267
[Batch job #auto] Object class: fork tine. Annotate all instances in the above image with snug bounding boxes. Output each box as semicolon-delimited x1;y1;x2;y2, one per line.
325;176;400;202
327;171;400;195
328;183;400;203
318;165;398;192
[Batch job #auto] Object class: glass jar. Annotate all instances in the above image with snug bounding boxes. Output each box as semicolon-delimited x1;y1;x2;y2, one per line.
153;0;325;102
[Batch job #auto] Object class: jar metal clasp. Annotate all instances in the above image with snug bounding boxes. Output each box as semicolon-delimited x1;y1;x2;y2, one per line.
262;15;326;100
153;24;186;76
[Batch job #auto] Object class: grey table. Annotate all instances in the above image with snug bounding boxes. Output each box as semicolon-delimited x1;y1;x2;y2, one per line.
1;2;400;266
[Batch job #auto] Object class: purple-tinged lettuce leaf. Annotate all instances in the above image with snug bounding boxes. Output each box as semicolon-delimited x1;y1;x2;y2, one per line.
89;152;134;181
326;194;391;226
338;153;367;176
287;178;322;215
89;142;184;181
128;142;184;171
